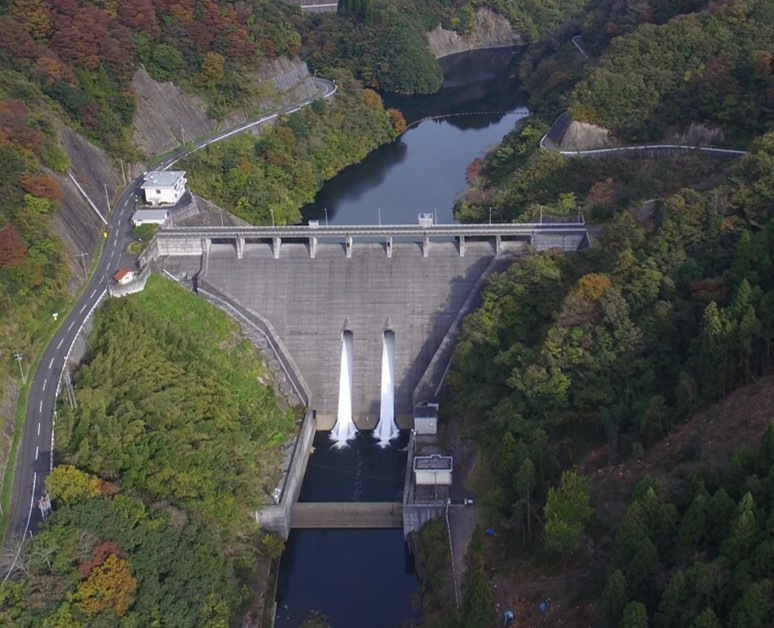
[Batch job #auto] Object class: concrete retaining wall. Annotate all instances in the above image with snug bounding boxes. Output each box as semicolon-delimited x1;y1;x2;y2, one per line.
108;265;151;298
253;409;316;540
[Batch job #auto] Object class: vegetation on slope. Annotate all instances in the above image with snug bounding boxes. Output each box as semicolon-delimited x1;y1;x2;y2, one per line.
0;77;73;507
300;0;590;95
180;72;404;225
457;117;733;224
600;427;774;626
56;275;296;530
439;0;774;620
569;0;774;143
0;0;307;154
0;275;295;624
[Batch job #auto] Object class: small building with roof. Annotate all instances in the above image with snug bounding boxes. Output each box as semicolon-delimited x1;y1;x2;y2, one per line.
112;268;137;285
131;208;169;227
141;170;187;207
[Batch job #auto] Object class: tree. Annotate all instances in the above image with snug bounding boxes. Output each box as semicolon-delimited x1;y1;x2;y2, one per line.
601;569;630;626
461;567;493;627
0;225;27;269
620;601;648;627
46;465;103;503
729;580;772;628
691;608;721;628
73;553;137;617
544;470;594;555
626;537;661;607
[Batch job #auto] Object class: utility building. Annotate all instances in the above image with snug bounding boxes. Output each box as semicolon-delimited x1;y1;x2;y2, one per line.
141;171;187;206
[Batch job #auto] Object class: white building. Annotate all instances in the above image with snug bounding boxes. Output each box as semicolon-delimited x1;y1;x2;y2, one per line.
131;208;169;226
141;170;187;207
112;268;137;285
414;454;453;486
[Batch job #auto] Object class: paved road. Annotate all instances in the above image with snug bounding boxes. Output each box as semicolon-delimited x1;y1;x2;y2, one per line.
5;77;336;564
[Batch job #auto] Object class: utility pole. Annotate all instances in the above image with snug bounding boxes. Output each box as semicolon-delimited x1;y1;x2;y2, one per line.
14;353;26;384
73;251;88;276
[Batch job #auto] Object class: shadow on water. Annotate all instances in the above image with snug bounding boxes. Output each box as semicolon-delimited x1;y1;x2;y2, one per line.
275;529;422;628
384;47;527;124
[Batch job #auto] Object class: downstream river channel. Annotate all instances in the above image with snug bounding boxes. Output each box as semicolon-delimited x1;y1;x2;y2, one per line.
275;48;529;627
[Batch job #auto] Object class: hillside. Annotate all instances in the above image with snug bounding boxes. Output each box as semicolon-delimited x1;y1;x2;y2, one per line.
0;276;296;626
440;0;774;624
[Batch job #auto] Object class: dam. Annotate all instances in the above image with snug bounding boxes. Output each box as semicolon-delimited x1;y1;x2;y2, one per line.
154;222;587;429
151;222;588;537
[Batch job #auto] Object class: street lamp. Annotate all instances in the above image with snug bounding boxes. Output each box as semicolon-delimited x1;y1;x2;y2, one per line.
14;352;26;384
489;206;492;225
269;207;275;227
324;207;328;226
378;207;381;226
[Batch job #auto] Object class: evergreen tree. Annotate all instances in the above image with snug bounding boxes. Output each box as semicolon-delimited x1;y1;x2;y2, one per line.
620;601;648;627
601;569;630;627
544;471;594;555
461;567;493;628
690;608;721;628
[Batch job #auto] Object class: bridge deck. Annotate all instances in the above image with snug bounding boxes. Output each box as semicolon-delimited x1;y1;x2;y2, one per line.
291;502;403;528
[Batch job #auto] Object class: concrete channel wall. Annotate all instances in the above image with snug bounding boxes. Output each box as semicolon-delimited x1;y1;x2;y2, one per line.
253;409;316;540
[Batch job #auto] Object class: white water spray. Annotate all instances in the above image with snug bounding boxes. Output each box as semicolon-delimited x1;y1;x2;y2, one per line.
375;330;398;447
331;331;356;448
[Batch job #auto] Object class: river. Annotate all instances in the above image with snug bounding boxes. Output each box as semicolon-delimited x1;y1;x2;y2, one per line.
275;48;529;628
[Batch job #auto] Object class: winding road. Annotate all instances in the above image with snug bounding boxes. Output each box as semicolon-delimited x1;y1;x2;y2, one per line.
4;77;336;568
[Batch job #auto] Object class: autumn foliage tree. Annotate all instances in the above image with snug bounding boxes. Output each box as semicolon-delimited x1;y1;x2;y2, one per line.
74;553;137;617
0;225;28;269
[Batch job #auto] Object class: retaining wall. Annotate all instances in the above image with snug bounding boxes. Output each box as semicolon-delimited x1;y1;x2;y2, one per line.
253;409;316;540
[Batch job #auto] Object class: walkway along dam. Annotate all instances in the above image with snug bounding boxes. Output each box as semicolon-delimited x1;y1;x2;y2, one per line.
147;221;590;536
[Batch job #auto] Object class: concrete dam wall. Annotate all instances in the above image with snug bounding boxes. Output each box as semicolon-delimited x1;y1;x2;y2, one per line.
169;239;520;429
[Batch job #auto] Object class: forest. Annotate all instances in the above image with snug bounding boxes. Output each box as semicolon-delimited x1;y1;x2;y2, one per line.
0;276;295;625
0;0;772;624
442;0;774;623
179;71;404;225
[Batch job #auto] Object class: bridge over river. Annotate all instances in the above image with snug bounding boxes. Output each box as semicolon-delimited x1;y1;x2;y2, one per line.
153;221;589;429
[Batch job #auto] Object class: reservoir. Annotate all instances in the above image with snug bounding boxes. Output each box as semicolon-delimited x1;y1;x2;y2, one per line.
276;47;529;627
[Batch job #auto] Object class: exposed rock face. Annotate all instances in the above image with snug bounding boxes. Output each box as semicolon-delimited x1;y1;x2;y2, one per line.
559;120;617;150
427;8;524;59
131;58;317;156
54;128;124;279
673;122;726;145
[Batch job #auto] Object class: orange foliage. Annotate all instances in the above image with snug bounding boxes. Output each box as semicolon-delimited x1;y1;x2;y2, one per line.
0;225;28;269
0;99;44;152
572;273;612;302
78;541;121;577
466;158;482;184
387;108;407;134
20;172;64;200
75;554;137;618
587;177;619;207
359;88;384;111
